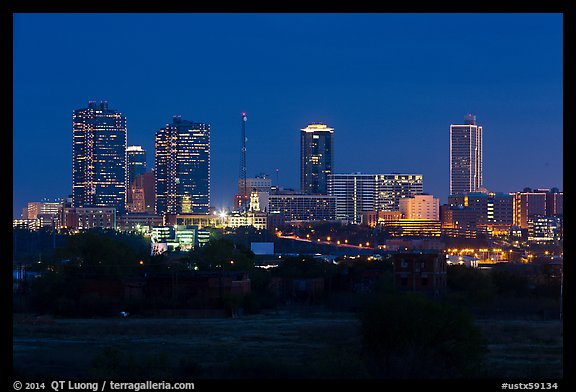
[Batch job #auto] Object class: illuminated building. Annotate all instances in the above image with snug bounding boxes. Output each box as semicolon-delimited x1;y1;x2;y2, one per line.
301;123;334;195
328;173;376;223
59;207;117;231
151;225;209;252
450;114;482;195
440;204;480;238
25;200;62;227
151;226;174;243
362;210;403;228
448;191;513;235
399;194;439;220
380;219;441;237
155;116;210;215
328;173;423;223
361;211;379;227
118;213;163;233
128;171;155;213
127;146;147;187
164;213;221;229
546;190;563;216
225;212;268;230
513;188;563;229
175;226;199;251
13;219;44;230
72;101;127;214
126;146;147;205
247;190;269;213
528;215;562;242
235;174;272;209
377;211;403;221
268;194;336;223
375;174;423;211
446;255;479;268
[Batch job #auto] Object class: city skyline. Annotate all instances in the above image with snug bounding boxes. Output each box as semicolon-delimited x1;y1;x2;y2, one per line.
13;13;563;218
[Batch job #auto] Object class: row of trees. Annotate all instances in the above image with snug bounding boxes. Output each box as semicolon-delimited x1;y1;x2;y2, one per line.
19;228;561;317
21;229;565;378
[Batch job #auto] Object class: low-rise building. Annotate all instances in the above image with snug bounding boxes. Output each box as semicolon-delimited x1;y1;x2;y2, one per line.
268;194;336;223
118;213;163;234
528;215;562;242
380;219;441;237
391;252;447;295
151;225;210;254
225;211;268;230
59;207;116;231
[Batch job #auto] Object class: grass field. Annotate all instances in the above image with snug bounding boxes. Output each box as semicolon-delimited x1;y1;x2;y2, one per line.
13;311;562;379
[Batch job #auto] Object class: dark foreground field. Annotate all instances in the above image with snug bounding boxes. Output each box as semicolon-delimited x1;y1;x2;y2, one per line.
13;312;562;379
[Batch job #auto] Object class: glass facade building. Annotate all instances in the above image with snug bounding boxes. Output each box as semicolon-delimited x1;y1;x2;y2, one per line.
268;194;336;222
72;100;127;213
155;116;210;215
375;174;424;212
127;146;147;186
448;191;514;235
328;173;424;223
450;114;483;195
126;146;147;205
300;123;334;195
327;173;376;223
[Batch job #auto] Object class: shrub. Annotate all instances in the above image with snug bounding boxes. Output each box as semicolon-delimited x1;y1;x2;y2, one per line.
360;292;487;378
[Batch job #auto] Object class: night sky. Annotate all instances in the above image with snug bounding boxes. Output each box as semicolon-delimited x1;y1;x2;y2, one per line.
13;13;563;218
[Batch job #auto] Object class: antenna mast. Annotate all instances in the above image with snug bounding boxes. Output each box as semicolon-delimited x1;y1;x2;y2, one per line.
240;112;248;210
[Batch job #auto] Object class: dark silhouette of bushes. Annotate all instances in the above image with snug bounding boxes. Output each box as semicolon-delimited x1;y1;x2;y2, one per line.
360;292;487;378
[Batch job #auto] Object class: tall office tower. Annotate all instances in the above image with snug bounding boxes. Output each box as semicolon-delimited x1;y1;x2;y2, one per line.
300;123;334;195
72;100;127;213
126;146;147;205
155;116;210;215
450;114;483;195
127;146;147;186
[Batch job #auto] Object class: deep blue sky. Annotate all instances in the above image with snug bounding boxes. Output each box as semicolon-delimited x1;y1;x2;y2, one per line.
13;13;563;218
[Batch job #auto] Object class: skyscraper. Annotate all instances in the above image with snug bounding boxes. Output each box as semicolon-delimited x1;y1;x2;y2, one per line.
127;146;147;206
450;114;483;195
72;100;127;213
300;123;334;195
155;116;210;215
127;146;147;186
